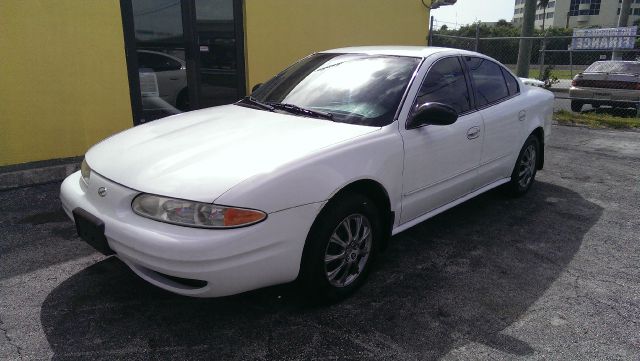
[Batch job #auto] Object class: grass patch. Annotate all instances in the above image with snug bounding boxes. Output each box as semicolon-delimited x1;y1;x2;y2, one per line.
507;67;579;80
555;109;640;129
528;69;575;80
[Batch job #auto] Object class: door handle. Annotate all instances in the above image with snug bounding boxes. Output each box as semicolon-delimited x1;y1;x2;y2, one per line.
466;126;480;140
519;110;526;121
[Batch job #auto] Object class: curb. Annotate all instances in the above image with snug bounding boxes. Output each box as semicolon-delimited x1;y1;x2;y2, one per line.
0;158;81;191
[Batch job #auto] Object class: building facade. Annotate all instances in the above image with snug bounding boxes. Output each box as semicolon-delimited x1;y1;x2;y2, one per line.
0;0;432;166
513;0;640;29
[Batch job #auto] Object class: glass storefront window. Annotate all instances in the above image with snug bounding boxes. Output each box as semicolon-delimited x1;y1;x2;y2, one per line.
124;0;245;123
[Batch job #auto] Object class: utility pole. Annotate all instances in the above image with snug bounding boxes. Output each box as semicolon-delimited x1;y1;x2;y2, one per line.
428;16;435;46
613;0;632;60
516;0;537;77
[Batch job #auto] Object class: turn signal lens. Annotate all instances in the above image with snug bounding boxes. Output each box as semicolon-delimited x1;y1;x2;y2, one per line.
132;193;266;228
223;208;266;227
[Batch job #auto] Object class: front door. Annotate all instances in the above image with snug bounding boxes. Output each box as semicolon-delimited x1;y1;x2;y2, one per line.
400;56;483;224
120;0;246;124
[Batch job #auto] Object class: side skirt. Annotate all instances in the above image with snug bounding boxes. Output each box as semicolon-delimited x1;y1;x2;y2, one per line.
391;178;510;236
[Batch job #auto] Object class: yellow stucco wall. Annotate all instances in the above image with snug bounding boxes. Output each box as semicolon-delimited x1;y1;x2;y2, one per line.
0;1;132;166
244;0;431;89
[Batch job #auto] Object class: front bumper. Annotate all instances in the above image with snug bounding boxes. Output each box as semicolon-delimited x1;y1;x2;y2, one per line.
60;171;322;297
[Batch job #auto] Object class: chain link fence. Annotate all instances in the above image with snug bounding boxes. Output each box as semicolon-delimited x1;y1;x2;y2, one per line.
430;27;640;119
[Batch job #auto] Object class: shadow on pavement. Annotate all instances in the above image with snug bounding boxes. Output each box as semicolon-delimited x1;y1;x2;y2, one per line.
41;182;602;360
0;183;96;281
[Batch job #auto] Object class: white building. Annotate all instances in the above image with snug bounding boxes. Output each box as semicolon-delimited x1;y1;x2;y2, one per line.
513;0;640;29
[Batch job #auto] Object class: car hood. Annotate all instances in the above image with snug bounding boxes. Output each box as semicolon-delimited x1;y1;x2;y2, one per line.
86;105;378;203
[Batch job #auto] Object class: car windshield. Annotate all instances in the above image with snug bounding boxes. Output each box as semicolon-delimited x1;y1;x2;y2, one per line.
585;61;640;74
245;53;421;126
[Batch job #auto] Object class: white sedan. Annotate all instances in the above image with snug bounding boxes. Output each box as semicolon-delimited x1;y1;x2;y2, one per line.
60;46;553;301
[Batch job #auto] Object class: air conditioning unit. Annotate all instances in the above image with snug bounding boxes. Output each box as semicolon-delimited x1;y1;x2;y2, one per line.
431;0;457;9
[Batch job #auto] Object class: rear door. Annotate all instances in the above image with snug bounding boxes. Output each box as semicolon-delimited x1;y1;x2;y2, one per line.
464;56;525;189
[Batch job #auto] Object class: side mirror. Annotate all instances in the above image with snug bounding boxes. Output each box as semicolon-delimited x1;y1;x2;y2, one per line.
406;102;458;129
251;83;263;93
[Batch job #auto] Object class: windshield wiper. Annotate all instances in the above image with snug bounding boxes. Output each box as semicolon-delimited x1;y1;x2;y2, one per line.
267;102;334;120
239;96;275;112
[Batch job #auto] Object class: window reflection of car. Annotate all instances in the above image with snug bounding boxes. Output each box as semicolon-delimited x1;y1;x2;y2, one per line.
569;61;640;112
137;50;189;111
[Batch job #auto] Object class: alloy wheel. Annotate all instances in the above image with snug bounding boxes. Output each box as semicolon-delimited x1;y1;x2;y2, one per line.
323;214;372;288
518;144;536;188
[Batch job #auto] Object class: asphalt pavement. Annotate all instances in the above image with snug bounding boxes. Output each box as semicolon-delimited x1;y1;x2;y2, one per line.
1;125;639;360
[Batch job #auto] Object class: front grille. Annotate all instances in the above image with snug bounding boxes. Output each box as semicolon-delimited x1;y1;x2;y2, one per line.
150;270;208;288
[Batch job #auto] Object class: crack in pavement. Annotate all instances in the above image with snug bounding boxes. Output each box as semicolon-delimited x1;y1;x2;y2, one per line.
0;314;23;359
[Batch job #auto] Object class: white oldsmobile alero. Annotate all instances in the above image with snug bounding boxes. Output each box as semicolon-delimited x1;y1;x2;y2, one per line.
60;46;554;301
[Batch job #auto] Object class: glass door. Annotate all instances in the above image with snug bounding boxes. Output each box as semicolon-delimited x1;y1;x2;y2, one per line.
120;0;245;125
195;0;246;107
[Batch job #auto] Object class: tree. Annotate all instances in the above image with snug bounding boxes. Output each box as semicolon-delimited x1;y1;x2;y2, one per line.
537;0;550;30
496;19;512;27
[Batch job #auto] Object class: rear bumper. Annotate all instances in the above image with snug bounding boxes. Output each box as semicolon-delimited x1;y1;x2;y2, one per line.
569;86;640;106
60;171;322;297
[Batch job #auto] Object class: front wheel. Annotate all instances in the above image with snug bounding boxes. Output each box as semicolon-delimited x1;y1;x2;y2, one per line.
299;194;381;303
505;135;539;197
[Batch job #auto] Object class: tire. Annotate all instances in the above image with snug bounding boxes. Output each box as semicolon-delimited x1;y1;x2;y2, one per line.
299;194;381;303
505;135;539;197
571;100;583;112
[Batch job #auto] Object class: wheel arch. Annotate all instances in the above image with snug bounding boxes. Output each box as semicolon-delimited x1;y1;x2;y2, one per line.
530;127;545;170
316;179;394;251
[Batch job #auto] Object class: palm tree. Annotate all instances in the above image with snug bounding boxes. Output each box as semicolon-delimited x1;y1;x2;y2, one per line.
537;0;550;30
537;0;551;81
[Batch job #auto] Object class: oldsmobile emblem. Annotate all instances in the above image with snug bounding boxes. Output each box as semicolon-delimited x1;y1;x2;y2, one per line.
97;187;107;197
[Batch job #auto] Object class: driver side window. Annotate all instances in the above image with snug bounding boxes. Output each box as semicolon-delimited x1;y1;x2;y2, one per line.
415;57;472;114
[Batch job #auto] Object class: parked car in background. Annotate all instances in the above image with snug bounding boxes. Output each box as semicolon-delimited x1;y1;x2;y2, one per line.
137;50;189;111
60;47;553;302
570;61;640;112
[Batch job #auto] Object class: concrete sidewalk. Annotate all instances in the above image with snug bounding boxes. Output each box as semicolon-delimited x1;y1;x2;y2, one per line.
0;157;81;191
547;79;571;94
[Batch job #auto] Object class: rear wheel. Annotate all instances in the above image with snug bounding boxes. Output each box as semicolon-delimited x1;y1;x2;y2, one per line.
505;135;539;197
571;100;583;112
299;194;381;303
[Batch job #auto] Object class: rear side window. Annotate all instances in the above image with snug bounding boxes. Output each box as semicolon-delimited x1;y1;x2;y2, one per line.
502;68;520;96
415;57;472;114
465;57;510;107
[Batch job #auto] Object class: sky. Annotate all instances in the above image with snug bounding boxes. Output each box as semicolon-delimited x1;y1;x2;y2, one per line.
430;0;515;29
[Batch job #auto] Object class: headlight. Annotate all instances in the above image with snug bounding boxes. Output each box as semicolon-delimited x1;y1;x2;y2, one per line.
80;159;91;185
131;194;267;228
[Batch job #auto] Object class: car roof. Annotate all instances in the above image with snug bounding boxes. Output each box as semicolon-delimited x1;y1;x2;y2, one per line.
593;60;639;63
321;46;478;58
137;49;186;64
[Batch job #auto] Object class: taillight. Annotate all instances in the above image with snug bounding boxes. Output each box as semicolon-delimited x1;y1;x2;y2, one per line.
572;74;583;87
